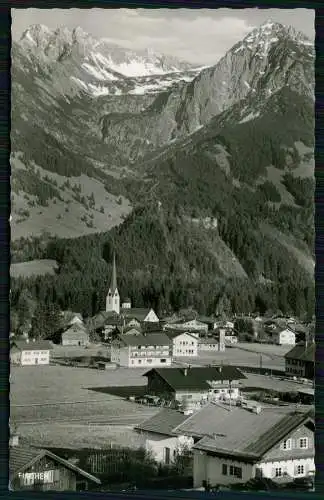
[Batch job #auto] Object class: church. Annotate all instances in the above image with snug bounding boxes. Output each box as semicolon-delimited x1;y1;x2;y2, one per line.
104;253;160;329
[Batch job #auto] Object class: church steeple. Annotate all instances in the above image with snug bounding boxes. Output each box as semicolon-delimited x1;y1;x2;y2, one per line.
110;252;117;293
106;252;120;314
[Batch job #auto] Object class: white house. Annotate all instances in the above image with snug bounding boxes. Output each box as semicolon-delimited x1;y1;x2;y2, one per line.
163;319;208;334
273;328;296;346
10;339;53;366
192;406;314;488
165;331;198;357
110;333;172;368
198;338;220;352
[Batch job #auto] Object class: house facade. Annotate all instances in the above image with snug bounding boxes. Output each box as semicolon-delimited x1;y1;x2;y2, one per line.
192;412;314;488
198;338;220;352
110;333;172;368
274;328;296;346
10;340;53;366
61;324;89;347
10;445;101;492
285;343;315;379
165;331;198;357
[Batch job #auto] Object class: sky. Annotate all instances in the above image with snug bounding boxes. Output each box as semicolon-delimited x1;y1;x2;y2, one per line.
11;8;315;65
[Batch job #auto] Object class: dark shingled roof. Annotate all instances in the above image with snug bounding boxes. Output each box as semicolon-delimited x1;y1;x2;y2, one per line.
143;366;246;390
284;342;315;362
11;340;53;352
9;446;101;484
135;408;188;436
193;408;314;461
117;333;172;347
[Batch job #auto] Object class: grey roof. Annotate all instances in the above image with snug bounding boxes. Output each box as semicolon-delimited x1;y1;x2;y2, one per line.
134;403;313;460
192;406;313;461
135;408;188;436
90;311;122;329
9;446;101;484
11;340;53;352
117;332;172;347
143;366;246;390
285;342;315;362
121;308;156;321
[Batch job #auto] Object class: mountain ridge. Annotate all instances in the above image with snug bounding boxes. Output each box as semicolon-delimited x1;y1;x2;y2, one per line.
10;20;315;320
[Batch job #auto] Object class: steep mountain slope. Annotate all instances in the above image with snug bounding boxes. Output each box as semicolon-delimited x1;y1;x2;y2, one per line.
15;24;199;98
10;20;314;320
99;21;315;162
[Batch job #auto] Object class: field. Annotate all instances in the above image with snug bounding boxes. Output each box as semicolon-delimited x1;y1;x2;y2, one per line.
10;363;158;449
11;342;309;449
10;259;58;278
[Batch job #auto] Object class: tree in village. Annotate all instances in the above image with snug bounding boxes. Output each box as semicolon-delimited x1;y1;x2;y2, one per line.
30;302;62;340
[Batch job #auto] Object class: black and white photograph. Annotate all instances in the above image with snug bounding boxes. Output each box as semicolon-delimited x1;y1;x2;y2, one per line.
10;7;315;493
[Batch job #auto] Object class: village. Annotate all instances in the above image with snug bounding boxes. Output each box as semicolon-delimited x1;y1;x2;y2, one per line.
9;254;315;493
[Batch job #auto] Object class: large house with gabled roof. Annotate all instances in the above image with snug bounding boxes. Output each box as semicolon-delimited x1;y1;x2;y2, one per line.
144;366;246;403
10;339;53;366
110;332;172;367
9;441;101;491
135;403;314;487
284;342;315;379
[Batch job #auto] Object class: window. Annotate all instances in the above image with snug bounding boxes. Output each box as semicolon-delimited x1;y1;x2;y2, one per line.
299;438;308;449
138;359;142;364
296;465;304;475
147;359;152;363
230;466;242;478
275;468;282;477
160;359;167;363
164;447;171;465
282;439;292;450
222;464;228;475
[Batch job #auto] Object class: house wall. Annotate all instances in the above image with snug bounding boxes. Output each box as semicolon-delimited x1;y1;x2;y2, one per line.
255;457;315;480
278;330;296;345
145;309;159;322
62;333;89;347
146;372;175;399
20;350;50;366
129;356;171;368
141;432;194;464
172;333;198;357
198;343;219;352
285;358;306;377
175;390;208;402
11;455;77;491
10;350;21;365
193;452;254;487
262;424;314;462
110;343;130;367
